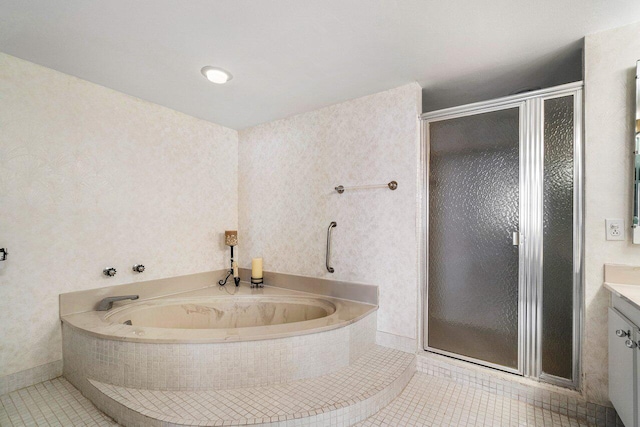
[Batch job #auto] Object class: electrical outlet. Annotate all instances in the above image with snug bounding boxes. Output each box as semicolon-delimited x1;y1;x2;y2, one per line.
606;218;625;241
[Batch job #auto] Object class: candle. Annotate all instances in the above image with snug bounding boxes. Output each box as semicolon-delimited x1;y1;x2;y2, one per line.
251;258;263;279
232;261;239;278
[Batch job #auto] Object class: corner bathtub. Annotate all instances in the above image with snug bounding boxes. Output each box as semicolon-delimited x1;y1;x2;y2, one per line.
62;284;377;391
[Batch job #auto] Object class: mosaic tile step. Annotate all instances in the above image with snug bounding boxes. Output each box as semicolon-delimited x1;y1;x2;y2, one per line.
88;346;415;426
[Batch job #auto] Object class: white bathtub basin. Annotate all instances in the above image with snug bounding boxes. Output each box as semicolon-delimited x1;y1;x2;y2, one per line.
105;296;336;329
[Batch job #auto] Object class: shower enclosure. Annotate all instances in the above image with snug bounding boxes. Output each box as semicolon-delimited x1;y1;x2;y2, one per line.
421;82;583;388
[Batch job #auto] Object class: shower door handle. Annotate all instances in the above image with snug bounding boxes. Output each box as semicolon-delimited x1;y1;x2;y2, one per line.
512;232;520;246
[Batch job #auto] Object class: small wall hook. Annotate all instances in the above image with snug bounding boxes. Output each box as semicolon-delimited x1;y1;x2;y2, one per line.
0;248;7;261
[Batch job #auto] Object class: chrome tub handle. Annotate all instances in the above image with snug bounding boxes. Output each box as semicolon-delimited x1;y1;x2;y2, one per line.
326;221;337;273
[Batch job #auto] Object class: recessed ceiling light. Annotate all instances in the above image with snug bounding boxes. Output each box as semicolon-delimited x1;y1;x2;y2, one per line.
201;66;232;84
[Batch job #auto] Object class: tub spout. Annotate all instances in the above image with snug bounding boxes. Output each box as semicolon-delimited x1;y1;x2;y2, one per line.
97;295;139;311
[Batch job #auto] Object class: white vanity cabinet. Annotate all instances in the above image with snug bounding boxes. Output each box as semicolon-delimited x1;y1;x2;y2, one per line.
609;305;637;427
609;294;640;427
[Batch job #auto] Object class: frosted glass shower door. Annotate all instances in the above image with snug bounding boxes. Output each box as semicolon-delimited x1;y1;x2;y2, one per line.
540;94;577;383
424;83;583;386
427;106;522;372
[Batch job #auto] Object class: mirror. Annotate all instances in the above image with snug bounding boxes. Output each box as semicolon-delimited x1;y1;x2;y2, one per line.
634;60;640;243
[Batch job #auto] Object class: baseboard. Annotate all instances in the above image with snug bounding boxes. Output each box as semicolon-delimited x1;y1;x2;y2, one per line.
376;331;417;353
0;360;63;396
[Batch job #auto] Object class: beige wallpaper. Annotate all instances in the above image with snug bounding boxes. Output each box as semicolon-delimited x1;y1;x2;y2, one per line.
238;83;422;342
0;53;238;377
583;21;640;404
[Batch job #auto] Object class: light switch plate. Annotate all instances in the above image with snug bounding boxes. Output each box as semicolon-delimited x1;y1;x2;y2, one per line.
606;218;625;241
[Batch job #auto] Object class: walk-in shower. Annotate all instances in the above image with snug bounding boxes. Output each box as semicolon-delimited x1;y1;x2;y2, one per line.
421;82;583;389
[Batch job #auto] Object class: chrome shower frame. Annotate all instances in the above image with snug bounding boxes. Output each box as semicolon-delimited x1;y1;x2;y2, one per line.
418;82;584;390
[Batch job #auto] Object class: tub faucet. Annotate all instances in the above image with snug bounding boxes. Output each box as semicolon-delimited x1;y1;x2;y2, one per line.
97;295;139;311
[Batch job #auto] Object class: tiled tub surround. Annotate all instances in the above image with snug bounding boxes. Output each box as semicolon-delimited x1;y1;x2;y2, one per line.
63;311;377;393
62;285;377;392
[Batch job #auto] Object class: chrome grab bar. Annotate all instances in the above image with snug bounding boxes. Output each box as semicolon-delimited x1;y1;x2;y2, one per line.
326;221;337;273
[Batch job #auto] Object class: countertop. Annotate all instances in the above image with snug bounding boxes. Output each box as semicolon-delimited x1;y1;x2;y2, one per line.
604;263;640;311
604;282;640;311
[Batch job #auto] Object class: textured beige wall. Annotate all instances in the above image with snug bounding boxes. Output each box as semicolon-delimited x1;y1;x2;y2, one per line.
5;29;628;400
0;53;238;377
238;83;422;341
583;21;640;404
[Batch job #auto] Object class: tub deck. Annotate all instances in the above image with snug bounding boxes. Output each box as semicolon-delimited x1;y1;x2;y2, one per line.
61;282;376;343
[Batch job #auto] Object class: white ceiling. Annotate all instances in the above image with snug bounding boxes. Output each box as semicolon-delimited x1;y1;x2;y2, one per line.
1;1;639;130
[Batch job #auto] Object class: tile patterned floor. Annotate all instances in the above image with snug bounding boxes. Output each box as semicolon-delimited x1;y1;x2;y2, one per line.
0;368;594;426
355;372;589;427
0;377;117;426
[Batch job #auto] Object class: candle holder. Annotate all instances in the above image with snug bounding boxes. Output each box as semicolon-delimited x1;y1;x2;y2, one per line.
219;231;240;287
251;277;264;288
